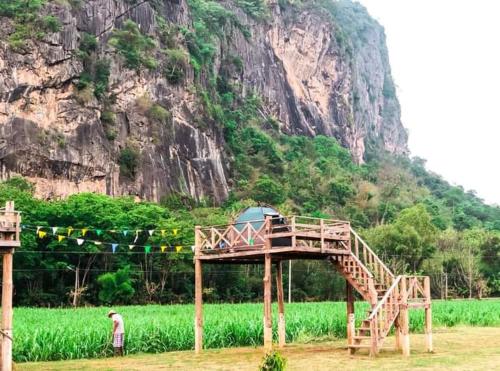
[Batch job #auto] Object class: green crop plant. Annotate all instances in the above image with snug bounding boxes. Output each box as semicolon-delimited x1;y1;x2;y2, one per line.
12;299;500;362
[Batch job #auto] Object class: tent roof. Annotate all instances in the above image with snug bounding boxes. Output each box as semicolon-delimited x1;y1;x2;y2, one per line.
234;206;281;231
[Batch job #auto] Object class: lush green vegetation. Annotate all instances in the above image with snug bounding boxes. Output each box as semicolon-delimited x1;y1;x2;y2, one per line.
118;147;140;179
13;300;500;362
0;0;62;51
109;20;157;70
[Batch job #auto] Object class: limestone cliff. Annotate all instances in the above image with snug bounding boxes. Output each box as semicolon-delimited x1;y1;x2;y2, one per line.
0;0;407;202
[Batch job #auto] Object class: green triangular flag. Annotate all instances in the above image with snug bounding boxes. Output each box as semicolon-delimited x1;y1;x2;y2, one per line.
145;245;151;254
96;229;103;236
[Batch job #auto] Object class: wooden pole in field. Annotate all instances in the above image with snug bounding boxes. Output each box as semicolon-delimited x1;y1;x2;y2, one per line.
288;260;292;304
194;226;203;353
263;253;272;350
424;276;433;352
1;201;20;371
276;261;285;348
263;217;272;350
346;282;355;354
400;276;410;356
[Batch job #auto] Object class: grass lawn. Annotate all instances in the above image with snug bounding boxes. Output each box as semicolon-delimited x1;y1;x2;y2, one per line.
17;326;500;370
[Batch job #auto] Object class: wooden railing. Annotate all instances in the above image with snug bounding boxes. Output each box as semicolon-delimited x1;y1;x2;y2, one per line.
350;228;394;288
195;216;351;253
195;218;268;252
368;275;402;341
367;275;431;348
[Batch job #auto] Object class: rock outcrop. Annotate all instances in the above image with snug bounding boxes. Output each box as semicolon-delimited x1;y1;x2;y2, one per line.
0;0;407;202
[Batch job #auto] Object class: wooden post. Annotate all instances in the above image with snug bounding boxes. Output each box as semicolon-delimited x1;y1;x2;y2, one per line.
394;316;402;350
291;216;296;249
394;282;402;350
263;253;273;350
346;282;355;354
424;276;433;352
2;253;13;371
276;261;286;348
400;276;410;356
288;260;292;303
370;316;378;357
1;201;19;371
320;219;325;253
194;226;203;353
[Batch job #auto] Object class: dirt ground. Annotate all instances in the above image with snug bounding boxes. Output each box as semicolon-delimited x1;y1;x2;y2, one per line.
17;326;500;371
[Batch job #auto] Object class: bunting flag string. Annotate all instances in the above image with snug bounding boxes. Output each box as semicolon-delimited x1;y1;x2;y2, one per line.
23;224;184;239
26;225;195;254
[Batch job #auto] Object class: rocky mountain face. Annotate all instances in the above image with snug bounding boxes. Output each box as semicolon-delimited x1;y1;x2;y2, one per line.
0;0;408;203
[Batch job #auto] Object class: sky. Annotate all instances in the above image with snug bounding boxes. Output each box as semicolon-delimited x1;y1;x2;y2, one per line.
358;0;500;205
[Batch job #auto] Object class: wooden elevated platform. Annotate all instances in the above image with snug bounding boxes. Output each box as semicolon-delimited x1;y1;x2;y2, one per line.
193;215;432;357
196;216;351;263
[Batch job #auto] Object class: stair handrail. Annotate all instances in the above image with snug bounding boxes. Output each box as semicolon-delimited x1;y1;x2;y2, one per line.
350;228;395;280
349;251;375;279
368;275;402;321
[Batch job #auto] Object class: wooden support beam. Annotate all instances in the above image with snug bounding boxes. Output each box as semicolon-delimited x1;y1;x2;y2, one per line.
369;316;378;357
2;252;13;371
194;258;203;353
1;201;18;371
400;276;410;356
394;315;402;351
263;253;273;350
424;276;433;353
276;262;285;348
346;282;355;354
320;219;325;253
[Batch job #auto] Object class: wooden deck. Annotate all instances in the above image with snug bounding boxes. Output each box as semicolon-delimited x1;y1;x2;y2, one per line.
195;216;351;263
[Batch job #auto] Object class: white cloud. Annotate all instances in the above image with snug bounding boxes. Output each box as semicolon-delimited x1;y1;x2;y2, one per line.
358;0;500;205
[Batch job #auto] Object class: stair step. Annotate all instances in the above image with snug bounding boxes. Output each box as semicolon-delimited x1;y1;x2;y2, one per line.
348;344;373;349
353;335;372;339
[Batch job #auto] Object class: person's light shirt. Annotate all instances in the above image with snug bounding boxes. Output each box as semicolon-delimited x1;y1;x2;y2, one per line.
111;313;124;334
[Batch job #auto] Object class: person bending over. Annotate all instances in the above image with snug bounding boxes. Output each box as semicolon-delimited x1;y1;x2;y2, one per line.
108;310;125;356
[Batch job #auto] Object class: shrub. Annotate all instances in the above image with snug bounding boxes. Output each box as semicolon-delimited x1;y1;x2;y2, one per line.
79;33;98;55
235;0;269;20
148;104;170;123
101;110;116;124
74;86;94;104
160;192;197;210
118;146;140;179
260;351;287;371
41;15;62;33
109;20;157;70
97;266;135;305
164;48;188;84
3;176;34;193
250;175;286;205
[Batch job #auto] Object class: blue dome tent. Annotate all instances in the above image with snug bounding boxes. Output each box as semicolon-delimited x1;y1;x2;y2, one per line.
234;206;290;247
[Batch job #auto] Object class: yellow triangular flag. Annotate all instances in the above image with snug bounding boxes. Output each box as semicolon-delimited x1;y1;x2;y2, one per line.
57;235;66;243
67;227;74;236
175;245;182;253
81;228;88;236
160;230;166;237
173;229;178;236
161;245;167;253
38;231;47;238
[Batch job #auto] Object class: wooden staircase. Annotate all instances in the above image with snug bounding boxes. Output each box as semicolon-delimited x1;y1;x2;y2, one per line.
331;228;432;356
